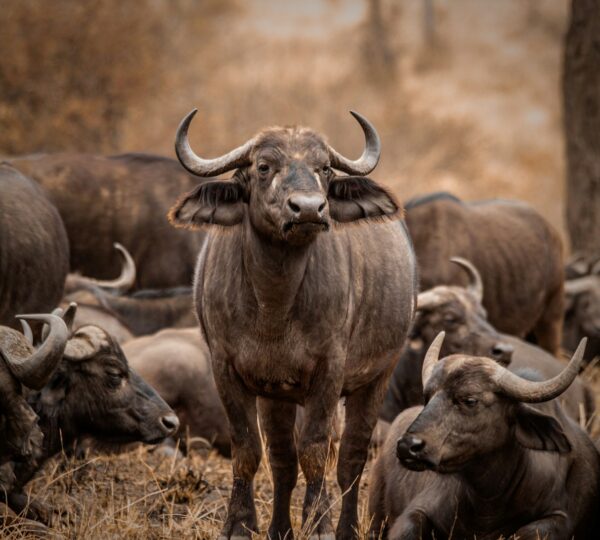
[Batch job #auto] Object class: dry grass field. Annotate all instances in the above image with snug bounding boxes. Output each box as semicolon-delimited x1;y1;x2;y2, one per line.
2;360;597;540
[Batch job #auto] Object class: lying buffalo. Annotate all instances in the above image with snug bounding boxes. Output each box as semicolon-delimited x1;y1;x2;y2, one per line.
405;192;564;353
0;313;68;471
381;258;594;426
9;153;206;289
4;304;179;523
0;164;69;328
61;243;195;340
369;334;599;539
123;327;229;455
170;109;417;539
563;260;600;363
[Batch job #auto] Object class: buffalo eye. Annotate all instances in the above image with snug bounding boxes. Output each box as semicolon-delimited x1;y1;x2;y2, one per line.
461;397;478;408
443;313;460;325
106;370;124;389
321;165;332;176
257;163;270;175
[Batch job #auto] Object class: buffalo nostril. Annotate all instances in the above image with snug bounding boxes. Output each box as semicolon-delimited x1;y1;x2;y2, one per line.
318;202;326;213
160;414;180;434
288;199;301;213
409;438;425;455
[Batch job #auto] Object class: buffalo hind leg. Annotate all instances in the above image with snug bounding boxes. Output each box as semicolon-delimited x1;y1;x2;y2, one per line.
337;376;389;540
213;365;262;540
258;398;298;539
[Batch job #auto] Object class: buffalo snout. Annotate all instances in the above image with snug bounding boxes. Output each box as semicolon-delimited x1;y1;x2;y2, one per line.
490;342;514;365
396;433;436;471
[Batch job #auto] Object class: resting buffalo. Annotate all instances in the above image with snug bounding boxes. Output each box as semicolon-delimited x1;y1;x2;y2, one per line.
169;110;416;539
4;304;179;522
369;334;599;539
381;258;594;426
62;243;195;340
124;327;230;455
563;258;600;363
405;192;564;353
0;164;69;328
9;153;206;289
0;313;68;471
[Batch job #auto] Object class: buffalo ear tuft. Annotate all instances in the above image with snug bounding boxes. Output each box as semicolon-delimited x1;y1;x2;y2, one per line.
168;180;246;229
328;176;400;223
515;403;571;453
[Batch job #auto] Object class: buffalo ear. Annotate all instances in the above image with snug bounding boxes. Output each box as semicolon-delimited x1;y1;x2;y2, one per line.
328;176;400;223
168;180;246;228
515;403;571;453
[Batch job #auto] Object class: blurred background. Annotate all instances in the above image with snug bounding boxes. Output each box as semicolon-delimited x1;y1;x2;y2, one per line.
1;0;569;239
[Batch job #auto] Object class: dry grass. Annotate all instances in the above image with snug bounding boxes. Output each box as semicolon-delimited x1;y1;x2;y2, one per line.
2;361;598;540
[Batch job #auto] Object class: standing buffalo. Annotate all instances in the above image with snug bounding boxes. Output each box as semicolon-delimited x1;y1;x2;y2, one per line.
9;153;206;289
405;192;564;353
169;110;417;539
4;304;179;523
381;258;594;426
0;164;69;328
369;335;599;539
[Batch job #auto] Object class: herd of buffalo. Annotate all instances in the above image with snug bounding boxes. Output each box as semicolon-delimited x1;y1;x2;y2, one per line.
1;110;599;538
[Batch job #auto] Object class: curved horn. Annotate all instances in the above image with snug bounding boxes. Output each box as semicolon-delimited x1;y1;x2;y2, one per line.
19;320;33;346
65;243;136;294
417;290;443;311
492;338;587;403
422;331;445;389
328;111;381;176
565;276;598;296
62;302;78;333
175;109;255;177
450;257;483;303
4;314;69;390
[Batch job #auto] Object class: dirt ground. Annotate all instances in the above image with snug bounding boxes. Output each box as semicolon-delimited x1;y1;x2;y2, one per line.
2;360;598;540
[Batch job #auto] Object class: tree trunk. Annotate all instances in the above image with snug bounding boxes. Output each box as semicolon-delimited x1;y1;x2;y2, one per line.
564;0;600;255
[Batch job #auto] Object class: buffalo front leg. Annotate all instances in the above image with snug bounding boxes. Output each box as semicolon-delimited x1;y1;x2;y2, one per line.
213;364;262;539
258;399;298;539
298;369;342;540
337;376;389;540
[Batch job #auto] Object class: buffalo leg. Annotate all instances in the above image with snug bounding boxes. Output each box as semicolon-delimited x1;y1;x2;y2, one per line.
258;399;298;539
514;515;570;540
337;376;388;540
213;365;262;540
297;369;342;540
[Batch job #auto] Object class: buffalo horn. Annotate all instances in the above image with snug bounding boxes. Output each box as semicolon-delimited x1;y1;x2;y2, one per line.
450;257;483;303
4;314;69;390
422;331;445;389
175;109;255;177
492;338;586;403
327;111;381;175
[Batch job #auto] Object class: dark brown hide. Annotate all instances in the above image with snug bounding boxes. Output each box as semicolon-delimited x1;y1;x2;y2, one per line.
63;286;195;338
9;153;205;289
0;164;69;328
171;115;416;540
405;192;564;353
381;282;594;426
369;352;600;539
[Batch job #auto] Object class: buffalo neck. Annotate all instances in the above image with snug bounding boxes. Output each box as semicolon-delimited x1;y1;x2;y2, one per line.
242;220;313;334
460;438;527;504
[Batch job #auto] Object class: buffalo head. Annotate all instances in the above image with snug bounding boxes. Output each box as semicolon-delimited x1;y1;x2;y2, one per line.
40;305;179;446
169;110;399;245
565;265;600;340
414;257;513;366
396;333;585;473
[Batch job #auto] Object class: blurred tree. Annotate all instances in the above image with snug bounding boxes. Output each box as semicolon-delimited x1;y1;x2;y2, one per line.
564;0;600;254
361;0;397;83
